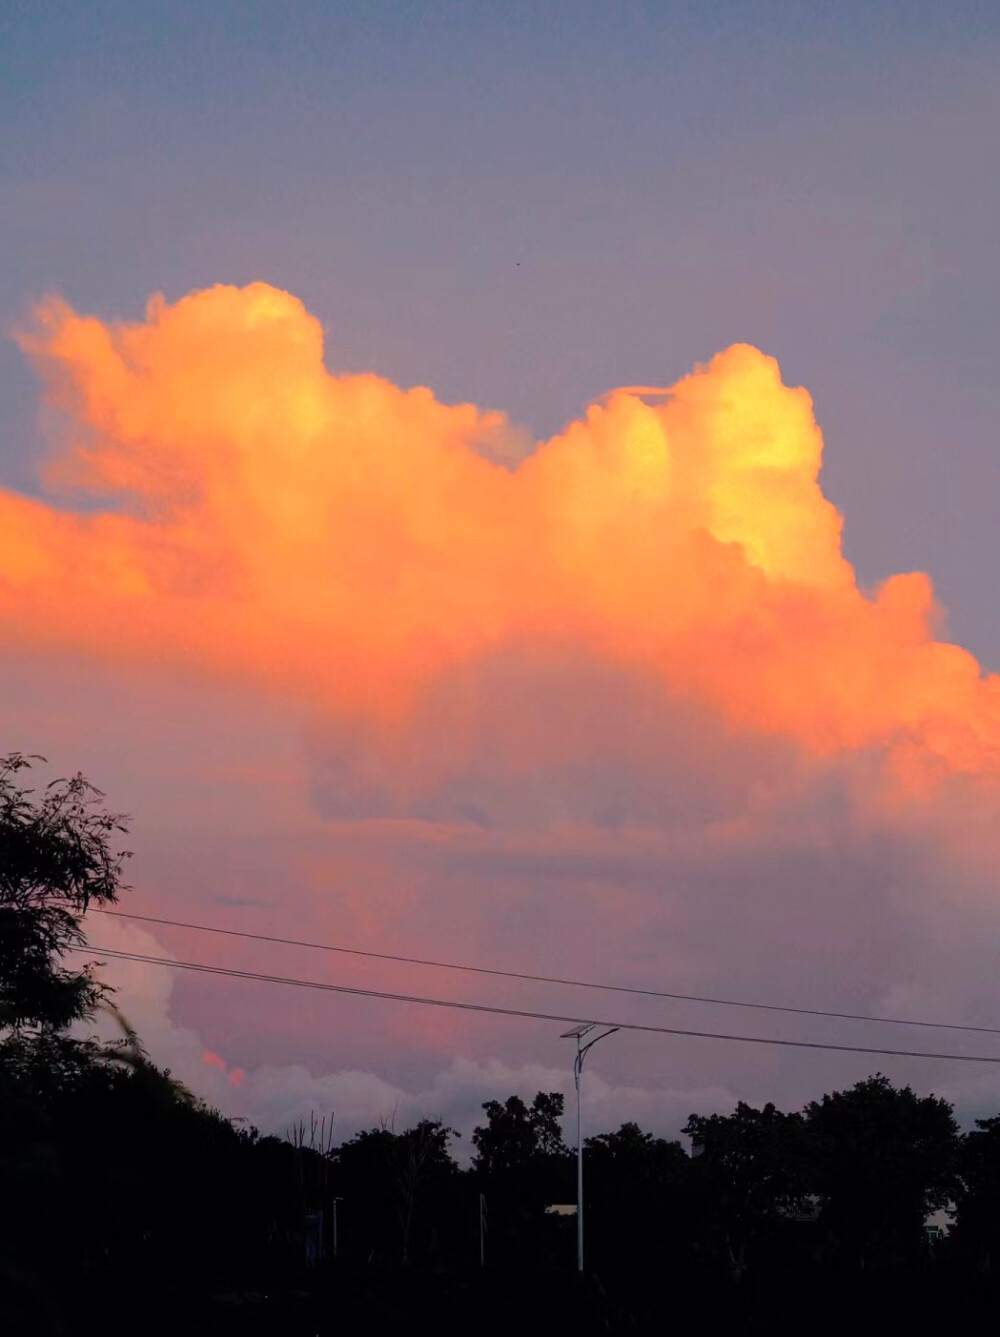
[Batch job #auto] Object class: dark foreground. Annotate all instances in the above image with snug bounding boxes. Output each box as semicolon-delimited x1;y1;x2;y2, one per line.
10;1264;996;1337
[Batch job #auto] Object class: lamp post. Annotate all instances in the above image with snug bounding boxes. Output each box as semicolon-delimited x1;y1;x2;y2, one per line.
332;1196;342;1259
560;1023;619;1273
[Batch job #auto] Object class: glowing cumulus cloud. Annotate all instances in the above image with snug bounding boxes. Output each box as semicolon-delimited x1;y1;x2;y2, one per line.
3;282;999;784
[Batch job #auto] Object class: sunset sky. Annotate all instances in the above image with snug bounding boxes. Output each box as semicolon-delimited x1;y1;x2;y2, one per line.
3;1;1000;1142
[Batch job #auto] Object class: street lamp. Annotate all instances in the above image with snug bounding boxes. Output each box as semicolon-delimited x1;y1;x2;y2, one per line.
560;1022;619;1273
331;1196;342;1259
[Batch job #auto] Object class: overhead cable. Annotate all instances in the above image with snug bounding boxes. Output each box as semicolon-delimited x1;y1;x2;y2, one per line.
94;907;1000;1038
76;944;1000;1065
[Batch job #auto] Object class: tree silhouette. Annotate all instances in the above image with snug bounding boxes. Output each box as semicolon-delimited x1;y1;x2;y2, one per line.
333;1119;459;1266
803;1073;959;1267
684;1102;808;1278
957;1115;1000;1271
472;1091;567;1174
472;1092;573;1266
584;1122;691;1270
0;753;129;1031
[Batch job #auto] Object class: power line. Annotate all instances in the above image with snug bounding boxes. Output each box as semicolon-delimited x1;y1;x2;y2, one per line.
76;944;1000;1065
94;907;1000;1039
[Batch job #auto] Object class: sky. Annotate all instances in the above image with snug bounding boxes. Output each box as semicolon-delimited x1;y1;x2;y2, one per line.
3;0;1000;1144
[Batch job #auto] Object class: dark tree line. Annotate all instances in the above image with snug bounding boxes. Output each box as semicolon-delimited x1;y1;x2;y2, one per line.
6;753;1000;1334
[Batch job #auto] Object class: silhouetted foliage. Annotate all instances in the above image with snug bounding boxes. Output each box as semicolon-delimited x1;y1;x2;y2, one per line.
956;1115;1000;1270
472;1092;574;1266
333;1119;460;1266
0;1028;278;1333
684;1101;809;1277
473;1090;568;1173
583;1122;691;1269
803;1073;959;1267
0;752;129;1031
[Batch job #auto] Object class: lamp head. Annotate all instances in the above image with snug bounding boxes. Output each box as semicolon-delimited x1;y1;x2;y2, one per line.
560;1023;595;1040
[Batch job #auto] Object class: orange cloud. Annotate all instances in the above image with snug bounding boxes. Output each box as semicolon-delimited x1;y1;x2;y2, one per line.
4;282;999;782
